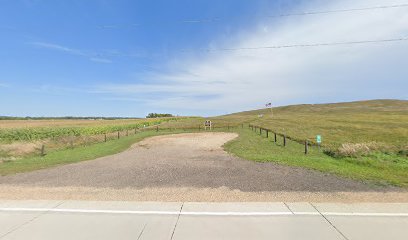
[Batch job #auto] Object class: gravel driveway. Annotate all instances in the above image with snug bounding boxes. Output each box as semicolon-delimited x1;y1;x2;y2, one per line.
0;132;396;191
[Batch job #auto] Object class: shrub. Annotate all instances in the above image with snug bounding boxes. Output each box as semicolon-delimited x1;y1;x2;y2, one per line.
336;142;390;157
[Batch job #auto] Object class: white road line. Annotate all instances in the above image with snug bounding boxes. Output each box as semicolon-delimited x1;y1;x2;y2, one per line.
0;208;180;215
321;212;408;217
0;208;408;217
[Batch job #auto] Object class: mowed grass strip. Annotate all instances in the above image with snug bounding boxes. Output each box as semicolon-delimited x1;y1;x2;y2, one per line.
224;128;408;187
0;130;186;176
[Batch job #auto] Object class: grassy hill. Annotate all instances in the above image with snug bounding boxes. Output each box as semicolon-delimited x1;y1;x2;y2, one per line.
162;99;407;152
215;99;408;154
211;99;408;186
159;99;407;158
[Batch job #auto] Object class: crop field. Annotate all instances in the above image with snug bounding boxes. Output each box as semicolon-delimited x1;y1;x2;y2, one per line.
0;117;185;160
0;117;183;142
0;118;147;129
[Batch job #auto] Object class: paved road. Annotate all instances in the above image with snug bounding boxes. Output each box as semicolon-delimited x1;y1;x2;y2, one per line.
0;200;407;240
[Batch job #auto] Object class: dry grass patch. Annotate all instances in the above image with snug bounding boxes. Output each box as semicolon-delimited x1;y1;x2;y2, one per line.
337;142;391;157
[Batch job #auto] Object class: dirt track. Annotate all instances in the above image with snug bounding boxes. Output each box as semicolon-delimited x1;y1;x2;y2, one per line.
0;132;406;202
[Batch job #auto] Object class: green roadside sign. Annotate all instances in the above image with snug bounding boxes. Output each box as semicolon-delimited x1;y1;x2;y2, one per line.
316;135;322;144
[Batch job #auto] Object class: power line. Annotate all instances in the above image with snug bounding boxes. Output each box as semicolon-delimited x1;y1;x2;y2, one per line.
202;37;408;52
267;3;408;18
98;3;408;28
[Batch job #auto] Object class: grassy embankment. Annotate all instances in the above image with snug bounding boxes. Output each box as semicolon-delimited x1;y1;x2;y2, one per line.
224;127;408;187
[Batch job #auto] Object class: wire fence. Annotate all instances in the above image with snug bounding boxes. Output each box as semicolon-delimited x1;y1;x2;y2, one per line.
248;124;321;155
36;122;319;157
37;123;244;157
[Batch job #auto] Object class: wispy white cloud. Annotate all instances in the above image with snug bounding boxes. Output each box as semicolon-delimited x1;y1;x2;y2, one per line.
97;0;408;113
30;42;112;64
0;83;9;88
89;57;112;63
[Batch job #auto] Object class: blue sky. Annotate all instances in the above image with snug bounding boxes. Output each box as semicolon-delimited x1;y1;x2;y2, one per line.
0;0;407;117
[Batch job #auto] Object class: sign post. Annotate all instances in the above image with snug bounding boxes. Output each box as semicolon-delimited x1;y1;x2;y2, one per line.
204;120;212;131
316;135;322;151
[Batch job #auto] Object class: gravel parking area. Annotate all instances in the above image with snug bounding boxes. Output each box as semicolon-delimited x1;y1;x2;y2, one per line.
0;132;404;202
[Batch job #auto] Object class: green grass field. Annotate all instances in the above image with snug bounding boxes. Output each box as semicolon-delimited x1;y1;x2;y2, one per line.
220;100;408;151
224;128;408;187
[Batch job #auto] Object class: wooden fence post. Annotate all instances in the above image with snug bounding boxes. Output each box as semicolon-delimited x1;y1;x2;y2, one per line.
104;134;107;142
199;125;201;131
259;128;262;135
117;131;120;139
228;124;230;130
274;133;277;143
266;130;269;138
156;126;159;132
135;128;137;134
305;140;309;154
40;144;46;156
126;130;129;136
283;135;286;147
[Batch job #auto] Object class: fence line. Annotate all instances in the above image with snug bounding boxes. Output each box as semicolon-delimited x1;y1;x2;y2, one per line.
36;123;241;157
36;122;315;157
248;124;317;155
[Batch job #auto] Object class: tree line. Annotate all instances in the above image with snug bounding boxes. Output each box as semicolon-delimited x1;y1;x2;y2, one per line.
146;113;174;118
